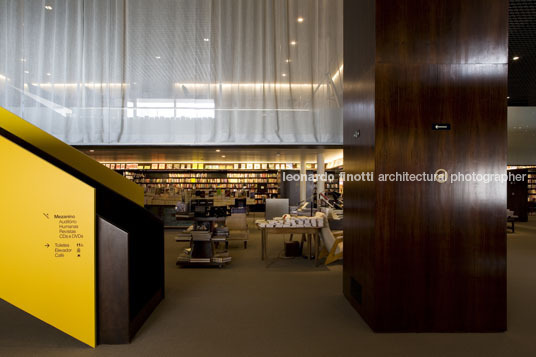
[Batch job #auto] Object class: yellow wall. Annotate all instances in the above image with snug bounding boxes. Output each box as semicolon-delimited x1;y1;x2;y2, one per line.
0;136;96;347
0;107;144;206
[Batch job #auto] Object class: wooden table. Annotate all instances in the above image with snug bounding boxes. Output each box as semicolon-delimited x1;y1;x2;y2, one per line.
256;226;321;266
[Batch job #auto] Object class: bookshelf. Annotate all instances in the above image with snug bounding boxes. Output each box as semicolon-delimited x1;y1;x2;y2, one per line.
102;162;295;206
121;170;280;203
507;167;536;221
325;169;343;195
528;170;536;216
101;161;344;211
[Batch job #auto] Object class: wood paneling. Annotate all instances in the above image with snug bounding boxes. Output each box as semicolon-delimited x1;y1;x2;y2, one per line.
344;0;507;332
343;0;377;328
376;0;508;64
98;217;130;344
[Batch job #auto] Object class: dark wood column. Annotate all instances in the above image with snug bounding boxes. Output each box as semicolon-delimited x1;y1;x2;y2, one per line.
343;0;508;332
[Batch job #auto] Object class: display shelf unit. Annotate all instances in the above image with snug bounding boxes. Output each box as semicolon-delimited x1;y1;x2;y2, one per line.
105;162;285;205
102;162;343;208
528;170;536;216
325;169;343;195
133;171;278;204
507;167;536;221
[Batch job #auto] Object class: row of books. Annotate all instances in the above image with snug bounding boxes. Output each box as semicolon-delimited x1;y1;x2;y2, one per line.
256;216;324;228
105;162;305;170
131;178;278;184
177;256;232;264
227;173;278;178
212;253;232;263
137;183;276;189
125;172;278;179
191;231;212;241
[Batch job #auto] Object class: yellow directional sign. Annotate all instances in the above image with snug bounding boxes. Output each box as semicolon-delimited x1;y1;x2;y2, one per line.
0;135;96;347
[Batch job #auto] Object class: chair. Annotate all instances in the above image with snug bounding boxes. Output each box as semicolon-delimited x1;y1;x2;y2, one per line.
507;209;518;233
316;212;343;265
232;198;247;214
226;213;249;249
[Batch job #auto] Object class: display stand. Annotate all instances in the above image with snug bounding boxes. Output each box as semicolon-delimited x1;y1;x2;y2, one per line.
176;216;232;267
176;235;232;268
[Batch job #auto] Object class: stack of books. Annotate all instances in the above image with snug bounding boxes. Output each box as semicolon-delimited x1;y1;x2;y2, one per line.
212;253;232;264
177;255;190;263
177;248;191;263
176;231;192;241
213;226;229;237
191;231;212;241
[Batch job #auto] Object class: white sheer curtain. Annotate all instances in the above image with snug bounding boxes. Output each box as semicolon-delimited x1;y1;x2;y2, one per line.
0;0;343;145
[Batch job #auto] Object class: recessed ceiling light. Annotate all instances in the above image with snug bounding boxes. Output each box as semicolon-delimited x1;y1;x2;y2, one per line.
285;59;291;63
507;96;510;99
46;72;51;76
24;70;29;74
20;58;26;62
216;149;221;152
282;73;287;77
513;56;520;61
203;38;210;42
155;56;161;59
221;155;226;158
45;5;53;10
89;149;95;153
290;41;297;46
297;17;304;23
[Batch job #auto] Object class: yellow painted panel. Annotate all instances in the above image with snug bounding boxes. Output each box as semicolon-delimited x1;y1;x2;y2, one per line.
0;107;144;206
0;136;96;347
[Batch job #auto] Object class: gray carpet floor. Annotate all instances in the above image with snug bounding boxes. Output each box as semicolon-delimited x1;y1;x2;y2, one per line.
1;215;536;357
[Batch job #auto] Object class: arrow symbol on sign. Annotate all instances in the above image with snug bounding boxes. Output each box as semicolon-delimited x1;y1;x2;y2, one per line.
43;213;49;219
45;243;50;248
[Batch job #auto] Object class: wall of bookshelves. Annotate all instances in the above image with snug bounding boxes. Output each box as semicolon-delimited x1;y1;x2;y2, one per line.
101;162;314;206
507;167;536;218
121;170;280;202
528;170;536;215
101;162;344;208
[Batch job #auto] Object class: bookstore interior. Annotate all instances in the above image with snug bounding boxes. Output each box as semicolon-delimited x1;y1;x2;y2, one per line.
2;0;536;355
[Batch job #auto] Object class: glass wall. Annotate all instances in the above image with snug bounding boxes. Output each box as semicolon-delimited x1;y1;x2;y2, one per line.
0;0;343;145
